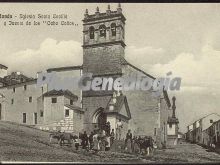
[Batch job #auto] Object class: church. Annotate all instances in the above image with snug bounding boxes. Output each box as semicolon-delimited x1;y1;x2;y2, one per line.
0;4;178;148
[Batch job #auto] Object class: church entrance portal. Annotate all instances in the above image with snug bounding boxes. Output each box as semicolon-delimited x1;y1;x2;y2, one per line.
93;107;107;130
97;112;107;130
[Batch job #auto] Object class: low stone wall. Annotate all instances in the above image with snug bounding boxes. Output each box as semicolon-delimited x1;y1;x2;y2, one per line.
35;117;79;133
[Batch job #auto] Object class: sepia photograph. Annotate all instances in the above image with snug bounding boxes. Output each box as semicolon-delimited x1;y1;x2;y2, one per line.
0;2;220;164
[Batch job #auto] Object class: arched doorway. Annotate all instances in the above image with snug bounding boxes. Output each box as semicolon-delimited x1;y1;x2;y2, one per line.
93;107;107;130
97;112;107;130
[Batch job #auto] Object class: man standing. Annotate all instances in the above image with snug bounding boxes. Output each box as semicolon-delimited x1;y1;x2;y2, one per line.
110;129;115;146
99;129;106;151
89;131;94;150
116;119;123;140
81;131;88;149
105;121;111;136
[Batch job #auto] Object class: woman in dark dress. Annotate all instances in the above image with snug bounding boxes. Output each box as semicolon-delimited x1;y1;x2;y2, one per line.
125;129;132;153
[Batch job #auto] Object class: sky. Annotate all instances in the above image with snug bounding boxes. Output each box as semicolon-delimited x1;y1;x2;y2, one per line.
1;3;220;132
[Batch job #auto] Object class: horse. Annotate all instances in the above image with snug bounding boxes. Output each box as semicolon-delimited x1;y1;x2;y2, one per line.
59;133;78;146
49;131;78;146
49;131;62;143
138;136;154;156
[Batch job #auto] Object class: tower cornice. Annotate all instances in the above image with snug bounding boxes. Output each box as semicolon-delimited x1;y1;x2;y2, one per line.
83;12;126;24
82;40;126;48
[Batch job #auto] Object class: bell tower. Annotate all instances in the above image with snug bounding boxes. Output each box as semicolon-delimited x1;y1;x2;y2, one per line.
82;4;126;76
82;4;127;132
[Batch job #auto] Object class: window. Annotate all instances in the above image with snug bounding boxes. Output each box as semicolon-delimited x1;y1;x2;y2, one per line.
24;85;27;90
29;97;32;103
52;98;57;103
210;119;213;123
89;26;95;39
99;25;106;37
70;99;73;105
154;128;157;136
23;113;26;123
111;23;116;36
40;110;43;117
13;87;15;93
65;109;69;117
11;99;14;105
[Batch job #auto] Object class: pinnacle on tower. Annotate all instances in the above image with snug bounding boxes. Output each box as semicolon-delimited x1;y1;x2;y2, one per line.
118;3;121;8
106;4;111;15
95;6;100;17
84;9;88;18
117;3;122;13
96;6;99;12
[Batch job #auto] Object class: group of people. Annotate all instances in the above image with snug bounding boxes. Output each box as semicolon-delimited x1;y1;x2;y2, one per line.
124;130;157;155
66;120;157;156
74;127;116;152
72;129;156;156
72;120;124;152
50;118;157;156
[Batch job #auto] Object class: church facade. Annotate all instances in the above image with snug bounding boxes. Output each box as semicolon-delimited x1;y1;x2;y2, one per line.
0;4;178;148
81;5;173;147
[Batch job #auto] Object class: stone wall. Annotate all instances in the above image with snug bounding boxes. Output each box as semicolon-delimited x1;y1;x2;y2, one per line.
122;64;170;148
0;81;44;125
82;95;111;133
83;45;124;75
44;95;64;124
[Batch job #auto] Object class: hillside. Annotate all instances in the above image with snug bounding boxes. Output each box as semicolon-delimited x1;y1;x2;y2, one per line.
0;121;143;163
